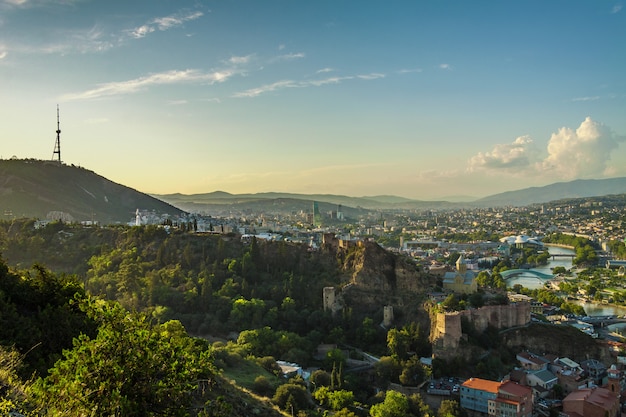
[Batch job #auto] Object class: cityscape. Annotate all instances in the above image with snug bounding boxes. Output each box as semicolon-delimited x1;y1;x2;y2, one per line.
1;0;626;415
85;192;626;416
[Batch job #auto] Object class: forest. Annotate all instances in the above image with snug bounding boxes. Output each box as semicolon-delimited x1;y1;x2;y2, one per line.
0;220;463;417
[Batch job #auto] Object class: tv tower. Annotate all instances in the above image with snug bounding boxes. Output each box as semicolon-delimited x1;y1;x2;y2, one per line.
52;105;61;162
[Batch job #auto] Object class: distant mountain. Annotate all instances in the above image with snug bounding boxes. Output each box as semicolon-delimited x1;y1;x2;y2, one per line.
0;159;184;224
156;177;626;213
152;191;459;215
475;177;626;207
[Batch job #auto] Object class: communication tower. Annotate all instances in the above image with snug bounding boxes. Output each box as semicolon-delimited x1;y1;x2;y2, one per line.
52;105;61;162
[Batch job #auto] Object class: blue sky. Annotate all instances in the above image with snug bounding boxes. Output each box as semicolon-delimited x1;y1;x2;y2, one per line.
1;0;625;200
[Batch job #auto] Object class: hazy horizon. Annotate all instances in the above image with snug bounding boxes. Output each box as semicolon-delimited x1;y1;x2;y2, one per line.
1;1;625;200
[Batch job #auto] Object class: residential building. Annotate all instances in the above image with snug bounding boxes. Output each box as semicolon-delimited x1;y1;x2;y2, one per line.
461;378;533;417
526;369;558;398
581;358;607;386
461;378;499;414
491;380;533;417
516;351;549;371
562;386;620;417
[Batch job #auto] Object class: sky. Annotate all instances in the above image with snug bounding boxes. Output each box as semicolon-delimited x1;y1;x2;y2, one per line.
1;0;625;201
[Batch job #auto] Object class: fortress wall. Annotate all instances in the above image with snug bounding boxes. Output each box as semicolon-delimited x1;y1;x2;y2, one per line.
433;302;530;353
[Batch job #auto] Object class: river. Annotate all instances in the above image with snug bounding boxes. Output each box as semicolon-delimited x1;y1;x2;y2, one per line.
504;246;626;319
505;245;575;290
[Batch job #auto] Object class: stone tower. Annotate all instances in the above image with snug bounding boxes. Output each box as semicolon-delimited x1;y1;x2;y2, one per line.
383;305;394;327
323;287;336;313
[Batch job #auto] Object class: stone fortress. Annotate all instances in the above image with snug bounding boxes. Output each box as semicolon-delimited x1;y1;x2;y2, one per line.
431;302;531;358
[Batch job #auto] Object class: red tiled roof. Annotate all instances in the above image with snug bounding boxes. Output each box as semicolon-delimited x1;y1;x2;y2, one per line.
499;380;532;397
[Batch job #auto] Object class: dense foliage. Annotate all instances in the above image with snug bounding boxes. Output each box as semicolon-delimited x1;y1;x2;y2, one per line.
543;233;599;266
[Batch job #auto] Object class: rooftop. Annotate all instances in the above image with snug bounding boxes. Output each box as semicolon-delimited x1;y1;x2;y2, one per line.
462;377;501;394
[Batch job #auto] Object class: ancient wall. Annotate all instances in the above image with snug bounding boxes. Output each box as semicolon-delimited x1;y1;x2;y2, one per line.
431;302;531;356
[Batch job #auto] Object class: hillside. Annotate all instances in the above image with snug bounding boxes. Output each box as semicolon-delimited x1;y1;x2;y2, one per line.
474;177;626;207
0;159;184;224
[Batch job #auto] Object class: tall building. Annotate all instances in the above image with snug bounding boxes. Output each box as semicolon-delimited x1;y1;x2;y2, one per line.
312;201;321;227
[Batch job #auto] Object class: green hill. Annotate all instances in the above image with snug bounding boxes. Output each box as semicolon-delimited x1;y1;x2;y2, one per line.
0;159;184;224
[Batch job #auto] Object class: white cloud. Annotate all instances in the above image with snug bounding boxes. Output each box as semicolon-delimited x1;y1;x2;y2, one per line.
398;68;422;74
468;118;626;180
129;25;154;39
468;136;536;172
270;52;305;62
439;63;451;70
572;96;600;102
357;73;385;80
233;80;298;98
0;47;7;59
15;25;114;55
61;69;233;101
128;10;203;39
233;75;358;98
227;54;254;65
611;4;622;13
540;117;624;179
307;76;352;87
316;67;334;74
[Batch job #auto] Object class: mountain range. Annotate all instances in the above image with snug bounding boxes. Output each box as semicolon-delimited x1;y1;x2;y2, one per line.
3;158;626;222
154;177;626;213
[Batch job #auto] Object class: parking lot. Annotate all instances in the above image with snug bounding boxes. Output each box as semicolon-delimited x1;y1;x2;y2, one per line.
426;376;464;396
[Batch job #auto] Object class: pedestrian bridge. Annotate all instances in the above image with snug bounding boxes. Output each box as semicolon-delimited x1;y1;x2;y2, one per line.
500;269;554;280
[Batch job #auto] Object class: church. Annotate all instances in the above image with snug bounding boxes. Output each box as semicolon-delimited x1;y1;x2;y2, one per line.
442;254;477;294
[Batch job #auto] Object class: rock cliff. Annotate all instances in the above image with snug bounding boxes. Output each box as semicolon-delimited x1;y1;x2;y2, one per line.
323;237;436;322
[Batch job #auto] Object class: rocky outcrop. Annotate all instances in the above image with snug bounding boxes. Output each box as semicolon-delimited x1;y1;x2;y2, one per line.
500;323;612;364
338;240;433;293
321;237;435;325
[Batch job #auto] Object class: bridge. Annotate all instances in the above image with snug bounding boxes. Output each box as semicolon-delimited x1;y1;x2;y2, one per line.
550;253;575;259
500;269;554;280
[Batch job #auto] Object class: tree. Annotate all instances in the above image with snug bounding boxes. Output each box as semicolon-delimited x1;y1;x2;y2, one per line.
374;356;402;385
310;369;331;388
0;346;32;415
252;375;274;397
370;390;409;417
31;297;213;416
313;386;355;411
437;399;466;417
272;382;310;413
334;408;359;417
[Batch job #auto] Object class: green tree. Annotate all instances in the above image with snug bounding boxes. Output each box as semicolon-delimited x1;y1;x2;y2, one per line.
438;399;466;417
272;382;310;413
0;346;32;415
31;297;213;417
370;390;409;417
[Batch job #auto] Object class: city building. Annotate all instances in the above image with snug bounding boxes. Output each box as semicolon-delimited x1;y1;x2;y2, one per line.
461;378;533;417
491;380;533;417
562;386;620;417
461;378;499;414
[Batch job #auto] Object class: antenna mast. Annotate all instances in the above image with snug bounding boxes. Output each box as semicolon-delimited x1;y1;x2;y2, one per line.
52;105;61;162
